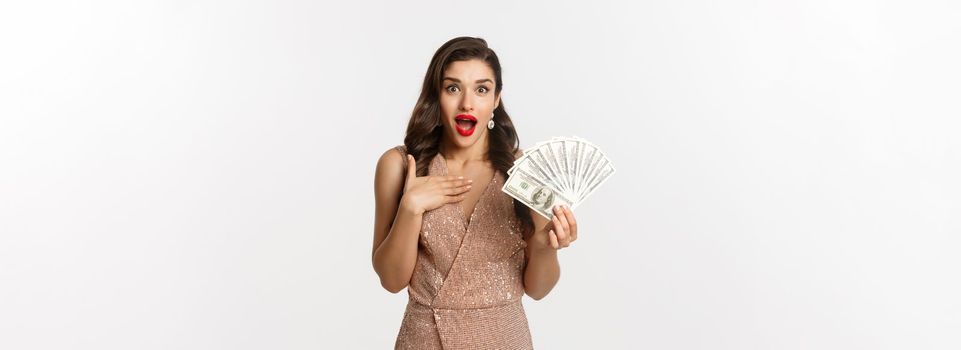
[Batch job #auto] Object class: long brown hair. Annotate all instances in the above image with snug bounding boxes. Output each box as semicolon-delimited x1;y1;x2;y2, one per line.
404;36;534;236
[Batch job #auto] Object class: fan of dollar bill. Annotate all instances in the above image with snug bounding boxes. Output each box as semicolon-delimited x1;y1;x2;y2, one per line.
501;136;616;219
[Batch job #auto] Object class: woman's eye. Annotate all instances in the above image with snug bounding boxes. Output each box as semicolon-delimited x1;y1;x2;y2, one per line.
446;85;459;93
478;86;489;94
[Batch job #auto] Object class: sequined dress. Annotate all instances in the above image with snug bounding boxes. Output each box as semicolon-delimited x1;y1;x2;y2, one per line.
393;146;534;350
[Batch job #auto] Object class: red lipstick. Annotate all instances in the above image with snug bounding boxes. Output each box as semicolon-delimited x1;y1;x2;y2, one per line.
454;114;477;136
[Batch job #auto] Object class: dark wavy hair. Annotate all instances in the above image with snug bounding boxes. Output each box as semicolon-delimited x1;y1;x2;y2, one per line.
403;36;534;236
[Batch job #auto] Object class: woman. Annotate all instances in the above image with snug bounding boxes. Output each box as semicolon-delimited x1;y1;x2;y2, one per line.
372;37;579;350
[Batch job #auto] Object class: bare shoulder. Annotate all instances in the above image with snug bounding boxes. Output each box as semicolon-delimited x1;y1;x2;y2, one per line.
375;146;406;186
372;146;408;261
377;146;406;169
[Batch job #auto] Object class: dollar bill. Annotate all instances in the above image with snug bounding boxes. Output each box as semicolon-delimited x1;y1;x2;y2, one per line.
506;135;614;212
501;168;573;220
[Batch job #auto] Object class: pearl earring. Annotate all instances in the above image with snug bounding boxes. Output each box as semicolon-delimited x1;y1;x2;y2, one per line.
488;114;495;130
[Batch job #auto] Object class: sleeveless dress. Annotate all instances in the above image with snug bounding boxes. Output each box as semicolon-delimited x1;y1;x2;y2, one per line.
392;146;534;350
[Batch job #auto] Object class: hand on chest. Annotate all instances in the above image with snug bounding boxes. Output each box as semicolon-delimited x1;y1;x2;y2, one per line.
441;157;497;226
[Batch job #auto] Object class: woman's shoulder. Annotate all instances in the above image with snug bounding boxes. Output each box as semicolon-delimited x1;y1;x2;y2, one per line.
376;145;408;178
379;144;407;160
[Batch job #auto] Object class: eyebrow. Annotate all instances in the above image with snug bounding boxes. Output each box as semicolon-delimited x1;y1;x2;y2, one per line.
443;77;493;84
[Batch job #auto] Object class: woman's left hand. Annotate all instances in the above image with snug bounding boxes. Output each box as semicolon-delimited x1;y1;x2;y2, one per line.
529;204;578;251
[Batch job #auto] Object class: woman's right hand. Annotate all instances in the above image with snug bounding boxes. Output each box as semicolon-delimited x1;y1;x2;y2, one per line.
400;154;472;215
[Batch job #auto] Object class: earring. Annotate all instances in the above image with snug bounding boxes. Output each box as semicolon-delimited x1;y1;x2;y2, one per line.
488;113;495;130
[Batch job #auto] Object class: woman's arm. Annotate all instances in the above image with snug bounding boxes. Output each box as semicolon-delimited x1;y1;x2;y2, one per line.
523;204;578;300
371;149;421;293
508;148;579;299
523;209;560;300
512;149;565;300
372;149;473;293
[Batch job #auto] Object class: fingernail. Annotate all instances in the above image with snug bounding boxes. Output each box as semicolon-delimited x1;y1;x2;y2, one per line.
458;176;464;179
468;179;474;183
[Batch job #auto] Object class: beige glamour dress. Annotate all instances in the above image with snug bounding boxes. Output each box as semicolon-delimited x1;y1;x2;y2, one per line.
393;145;534;350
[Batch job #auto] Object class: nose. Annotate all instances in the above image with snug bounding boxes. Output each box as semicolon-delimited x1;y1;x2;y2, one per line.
459;93;473;112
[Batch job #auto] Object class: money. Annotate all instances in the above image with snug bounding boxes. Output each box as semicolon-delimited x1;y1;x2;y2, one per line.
503;136;615;214
501;168;574;220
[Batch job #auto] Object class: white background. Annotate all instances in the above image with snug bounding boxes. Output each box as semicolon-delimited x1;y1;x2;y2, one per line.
1;1;959;349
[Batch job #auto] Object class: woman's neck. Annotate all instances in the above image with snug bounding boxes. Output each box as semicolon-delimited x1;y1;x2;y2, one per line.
439;134;489;164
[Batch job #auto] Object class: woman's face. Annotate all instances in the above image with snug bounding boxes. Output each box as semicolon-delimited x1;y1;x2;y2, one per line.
438;59;500;149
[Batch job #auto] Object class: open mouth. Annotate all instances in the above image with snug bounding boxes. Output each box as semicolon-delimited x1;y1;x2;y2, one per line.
454;114;477;136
